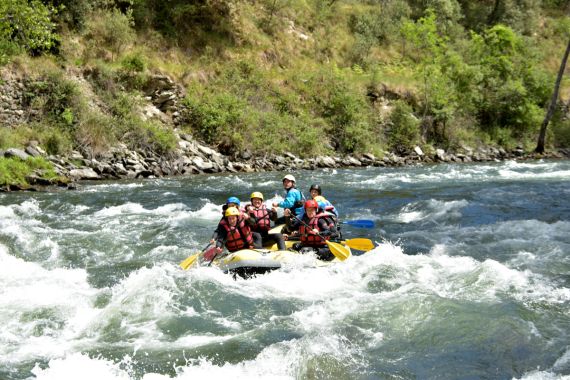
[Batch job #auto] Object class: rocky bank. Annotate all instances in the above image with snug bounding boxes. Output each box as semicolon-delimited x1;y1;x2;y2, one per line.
1;70;569;191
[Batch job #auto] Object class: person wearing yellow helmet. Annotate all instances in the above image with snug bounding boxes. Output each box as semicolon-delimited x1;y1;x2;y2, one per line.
308;184;339;218
211;196;262;251
213;206;256;254
245;191;286;250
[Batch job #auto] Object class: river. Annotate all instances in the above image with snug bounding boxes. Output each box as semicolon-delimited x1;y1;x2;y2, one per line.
1;159;569;379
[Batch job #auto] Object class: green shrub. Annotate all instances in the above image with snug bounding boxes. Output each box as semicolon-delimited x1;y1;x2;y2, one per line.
83;8;135;61
183;92;246;147
387;100;421;153
74;112;115;157
121;52;146;73
0;0;59;56
24;72;80;130
122;119;177;155
44;130;73;155
552;118;570;148
0;156;57;186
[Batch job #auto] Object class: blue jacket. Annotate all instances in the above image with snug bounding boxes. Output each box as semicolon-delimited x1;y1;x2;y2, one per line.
278;187;305;216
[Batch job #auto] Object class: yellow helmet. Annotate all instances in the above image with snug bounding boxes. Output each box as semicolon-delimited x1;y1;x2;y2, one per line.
250;191;264;200
225;206;240;217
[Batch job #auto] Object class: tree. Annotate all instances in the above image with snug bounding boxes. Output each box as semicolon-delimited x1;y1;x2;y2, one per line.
536;38;570;153
0;0;59;59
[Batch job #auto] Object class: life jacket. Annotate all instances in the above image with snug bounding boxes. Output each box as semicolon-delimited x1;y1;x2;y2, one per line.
299;213;330;247
249;204;271;233
219;217;254;252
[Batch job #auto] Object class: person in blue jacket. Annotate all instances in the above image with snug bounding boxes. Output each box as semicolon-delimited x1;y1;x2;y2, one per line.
272;174;305;231
272;174;305;216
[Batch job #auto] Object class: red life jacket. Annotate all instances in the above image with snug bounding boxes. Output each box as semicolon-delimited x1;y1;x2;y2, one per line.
299;213;330;247
220;217;254;252
249;204;271;233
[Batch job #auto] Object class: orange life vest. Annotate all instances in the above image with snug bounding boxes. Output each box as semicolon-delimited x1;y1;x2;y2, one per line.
299;213;330;247
220;218;254;252
249;205;271;233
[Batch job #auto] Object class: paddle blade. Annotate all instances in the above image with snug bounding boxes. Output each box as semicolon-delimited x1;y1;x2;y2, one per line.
268;224;285;234
343;238;374;251
326;241;351;261
342;219;375;228
179;253;199;270
202;246;218;262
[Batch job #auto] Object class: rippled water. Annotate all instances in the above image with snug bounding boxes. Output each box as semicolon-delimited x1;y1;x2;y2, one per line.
1;159;569;379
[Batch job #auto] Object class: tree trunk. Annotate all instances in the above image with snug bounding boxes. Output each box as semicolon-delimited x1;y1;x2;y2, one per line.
536;38;570;153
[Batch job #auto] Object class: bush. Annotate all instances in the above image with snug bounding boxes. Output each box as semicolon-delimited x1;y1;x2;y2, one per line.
0;0;60;57
24;72;81;131
123;119;177;155
0;156;58;186
44;130;73;155
387;100;421;153
121;52;146;73
183;92;246;147
83;8;135;61
74;112;115;157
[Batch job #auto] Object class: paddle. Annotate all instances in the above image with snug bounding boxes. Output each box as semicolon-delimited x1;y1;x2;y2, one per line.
268;224;285;234
343;238;374;251
290;215;351;261
340;219;375;228
179;242;214;270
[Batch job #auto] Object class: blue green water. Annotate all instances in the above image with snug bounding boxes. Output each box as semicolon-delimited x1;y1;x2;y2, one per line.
1;159;569;379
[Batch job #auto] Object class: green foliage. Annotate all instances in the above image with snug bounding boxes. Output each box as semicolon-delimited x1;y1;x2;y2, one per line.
456;0;542;34
321;80;374;153
0;0;59;62
44;130;73;155
84;8;135;61
0;156;57;186
46;0;92;30
123;119;178;155
469;25;552;135
121;52;146;73
130;0;240;48
552;118;570;147
183;92;246;147
25;72;80;131
348;0;411;64
387;100;420;153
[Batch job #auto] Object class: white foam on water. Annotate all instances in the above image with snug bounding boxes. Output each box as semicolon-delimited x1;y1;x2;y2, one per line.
0;245;99;364
32;353;133;380
94;202;147;217
186;201;222;220
518;370;570;380
86;265;181;343
396;199;468;223
80;183;144;193
348;160;570;190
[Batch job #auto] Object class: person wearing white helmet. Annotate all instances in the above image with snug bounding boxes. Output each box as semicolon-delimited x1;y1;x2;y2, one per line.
272;174;305;218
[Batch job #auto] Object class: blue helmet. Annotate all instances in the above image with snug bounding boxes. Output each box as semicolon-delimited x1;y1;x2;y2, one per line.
226;196;240;206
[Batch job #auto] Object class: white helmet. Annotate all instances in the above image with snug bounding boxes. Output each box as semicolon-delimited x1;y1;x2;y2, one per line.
282;174;296;182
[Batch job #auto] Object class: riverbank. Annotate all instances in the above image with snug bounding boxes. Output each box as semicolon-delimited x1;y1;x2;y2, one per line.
2;135;569;192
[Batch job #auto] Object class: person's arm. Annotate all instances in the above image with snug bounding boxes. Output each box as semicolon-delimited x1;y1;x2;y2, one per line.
244;207;257;227
317;218;333;237
210;223;221;243
278;189;299;209
215;227;227;249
